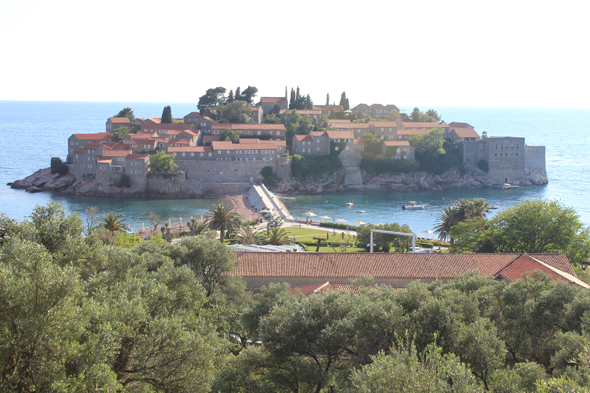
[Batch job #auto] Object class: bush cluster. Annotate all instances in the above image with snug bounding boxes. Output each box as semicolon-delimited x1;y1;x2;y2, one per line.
50;157;69;176
360;155;418;175
291;154;343;181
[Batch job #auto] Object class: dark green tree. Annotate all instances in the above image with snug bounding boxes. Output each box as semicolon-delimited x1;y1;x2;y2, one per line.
111;126;131;143
289;88;296;109
339;92;349;110
226;89;234;103
221;126;242;143
205;203;241;244
114;107;135;123
148;150;178;174
326;93;329;105
234;87;241;101
161;105;172;123
241;86;258;104
197;87;227;116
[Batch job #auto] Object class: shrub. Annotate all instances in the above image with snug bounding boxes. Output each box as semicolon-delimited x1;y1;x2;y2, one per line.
319;222;358;230
260;166;281;187
359;156;418;175
477;159;489;173
116;174;131;188
50;157;69;176
291;154;343;181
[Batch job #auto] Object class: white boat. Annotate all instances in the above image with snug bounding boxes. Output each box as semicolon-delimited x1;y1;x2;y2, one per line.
402;201;428;210
346;202;354;206
280;196;296;200
357;210;365;213
490;204;499;209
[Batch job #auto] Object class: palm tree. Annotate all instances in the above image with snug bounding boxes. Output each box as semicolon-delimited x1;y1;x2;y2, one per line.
187;218;207;236
204;203;241;243
101;212;128;232
238;226;262;245
434;206;459;243
434;198;491;243
264;227;293;246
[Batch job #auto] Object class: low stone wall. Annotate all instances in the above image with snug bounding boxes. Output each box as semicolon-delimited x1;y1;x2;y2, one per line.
146;177;250;197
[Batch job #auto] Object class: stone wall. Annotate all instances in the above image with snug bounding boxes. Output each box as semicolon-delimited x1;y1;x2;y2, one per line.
525;145;546;171
177;159;280;184
145;176;250;196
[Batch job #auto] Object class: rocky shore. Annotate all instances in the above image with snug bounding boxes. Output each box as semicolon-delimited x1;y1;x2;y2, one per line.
10;166;548;198
270;166;548;195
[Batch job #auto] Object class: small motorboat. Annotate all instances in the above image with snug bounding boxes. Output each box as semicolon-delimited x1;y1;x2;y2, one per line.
402;201;428;210
490;204;499;209
346;202;354;206
357;210;365;213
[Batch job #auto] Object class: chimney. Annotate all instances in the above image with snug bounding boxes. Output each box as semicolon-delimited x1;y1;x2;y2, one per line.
482;131;488;139
285;86;288;99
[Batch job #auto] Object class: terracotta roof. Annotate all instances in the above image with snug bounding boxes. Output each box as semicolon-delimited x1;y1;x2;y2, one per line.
233;252;576;281
294;134;313;142
448;122;473;128
260;97;288;104
402;122;448;129
329;119;351;123
370;104;387;109
313;105;344;111
384;141;411;147
354;139;364;145
397;129;430;136
452;128;480;138
168;146;213;153
203;116;218;123
238;138;261;144
97;159;111;164
141;123;193;131
211;123;285;131
325;130;354;139
129;132;157;139
370;121;400;128
108;117;130;124
385;105;399;110
335;123;370;129
184;112;201;117
102;150;132;157
251;106;263;112
126;154;149;160
203;135;221;142
495;255;589;288
352;104;370;110
279;109;322;115
145;117;161;123
311;131;326;137
211;141;279;151
128;139;157;145
73;148;84;153
72;132;111;140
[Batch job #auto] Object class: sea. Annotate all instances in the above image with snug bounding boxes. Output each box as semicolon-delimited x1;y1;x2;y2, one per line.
1;101;589;234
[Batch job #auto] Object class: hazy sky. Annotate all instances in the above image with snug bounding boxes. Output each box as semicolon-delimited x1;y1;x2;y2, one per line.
1;0;588;108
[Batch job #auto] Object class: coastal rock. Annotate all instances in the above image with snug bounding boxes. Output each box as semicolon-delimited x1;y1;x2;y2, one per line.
12;167;76;191
525;166;548;186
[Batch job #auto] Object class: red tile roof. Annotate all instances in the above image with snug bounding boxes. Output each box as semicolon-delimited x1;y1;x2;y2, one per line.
102;150;132;157
384;141;411;147
129;132;157;139
385;105;399;110
313;105;344;111
310;131;326;137
325;130;354;139
354;139;364;145
129;139;157;145
203;135;222;142
97;158;111;164
126;154;149;160
397;129;430;136
370;121;400;128
335;123;370;129
73;148;84;153
452;128;480;138
211;141;279;151
495;255;588;288
260;97;288;104
144;117;161;123
402;122;448;129
352;104;370;110
211;123;285;131
294;134;313;142
141;123;193;131
238;138;261;144
329;119;351;123
72;132;111;140
370;104;387;109
279;109;322;115
233;252;576;281
448;122;473;128
108;117;131;124
168;146;213;153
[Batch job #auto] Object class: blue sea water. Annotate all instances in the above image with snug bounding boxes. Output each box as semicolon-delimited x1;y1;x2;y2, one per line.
1;101;589;233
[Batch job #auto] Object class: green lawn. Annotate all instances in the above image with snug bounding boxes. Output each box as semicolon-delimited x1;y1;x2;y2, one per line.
283;227;345;239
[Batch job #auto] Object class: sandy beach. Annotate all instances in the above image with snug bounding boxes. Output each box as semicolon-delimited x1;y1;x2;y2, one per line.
224;194;262;222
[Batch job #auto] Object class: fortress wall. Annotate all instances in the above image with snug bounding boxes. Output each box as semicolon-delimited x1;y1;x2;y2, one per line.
525;146;546;171
176;160;280;184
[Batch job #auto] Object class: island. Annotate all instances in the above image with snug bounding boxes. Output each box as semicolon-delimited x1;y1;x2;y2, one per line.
10;86;548;198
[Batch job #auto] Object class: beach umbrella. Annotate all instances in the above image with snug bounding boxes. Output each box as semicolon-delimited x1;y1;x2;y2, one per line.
320;215;331;222
355;221;366;225
303;212;317;217
336;219;348;223
422;229;435;239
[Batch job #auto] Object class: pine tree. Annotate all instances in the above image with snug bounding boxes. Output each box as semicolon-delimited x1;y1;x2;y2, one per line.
289;88;296;110
326;94;330;105
305;94;313;110
339;92;349;111
235;87;241;102
226;90;234;103
161;106;172;123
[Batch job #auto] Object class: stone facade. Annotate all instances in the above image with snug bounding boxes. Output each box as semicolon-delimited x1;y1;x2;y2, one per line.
525;145;546;171
463;134;526;182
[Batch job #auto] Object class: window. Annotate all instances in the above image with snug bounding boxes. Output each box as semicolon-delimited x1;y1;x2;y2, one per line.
500;153;503;156
317;147;320;151
200;153;203;157
316;139;320;143
208;152;212;157
516;153;518;156
182;153;185;157
191;153;194;157
75;154;78;159
495;153;498;156
335;146;339;151
218;151;221;155
478;144;483;149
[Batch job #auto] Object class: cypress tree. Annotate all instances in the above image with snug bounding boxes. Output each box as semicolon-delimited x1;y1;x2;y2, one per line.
326;94;330;105
161;106;172;123
227;90;234;103
339;92;349;111
235;87;241;101
289;88;296;110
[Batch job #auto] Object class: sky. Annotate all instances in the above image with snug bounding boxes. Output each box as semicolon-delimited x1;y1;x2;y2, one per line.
1;0;589;108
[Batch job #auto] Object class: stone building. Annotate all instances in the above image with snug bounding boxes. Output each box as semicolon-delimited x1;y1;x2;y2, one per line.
210;123;285;139
183;112;219;134
382;141;414;160
106;117;130;132
462;132;526;182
